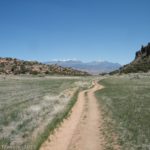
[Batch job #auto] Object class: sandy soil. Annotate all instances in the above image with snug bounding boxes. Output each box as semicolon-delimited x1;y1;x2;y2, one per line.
40;81;105;150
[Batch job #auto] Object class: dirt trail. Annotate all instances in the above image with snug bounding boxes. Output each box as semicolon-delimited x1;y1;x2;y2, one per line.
40;81;105;150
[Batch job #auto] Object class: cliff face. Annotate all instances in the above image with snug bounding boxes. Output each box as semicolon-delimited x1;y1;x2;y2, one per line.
110;43;150;74
135;43;150;60
0;58;89;76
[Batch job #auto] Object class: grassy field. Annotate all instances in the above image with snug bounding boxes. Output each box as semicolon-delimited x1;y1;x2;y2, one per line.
0;75;92;149
96;73;150;150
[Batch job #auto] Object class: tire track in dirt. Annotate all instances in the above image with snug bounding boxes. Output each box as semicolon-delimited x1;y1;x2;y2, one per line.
40;81;105;150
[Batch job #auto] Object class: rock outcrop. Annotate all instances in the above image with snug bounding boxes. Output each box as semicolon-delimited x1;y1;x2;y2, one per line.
110;43;150;74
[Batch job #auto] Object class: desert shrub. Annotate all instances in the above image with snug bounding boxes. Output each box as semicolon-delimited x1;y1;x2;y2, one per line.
30;70;39;75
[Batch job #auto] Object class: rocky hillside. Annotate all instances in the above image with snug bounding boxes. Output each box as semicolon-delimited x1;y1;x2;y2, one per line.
0;58;89;76
111;43;150;74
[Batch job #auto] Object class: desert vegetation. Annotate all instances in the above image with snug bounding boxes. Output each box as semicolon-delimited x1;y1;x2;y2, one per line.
0;58;89;76
96;73;150;149
0;75;92;150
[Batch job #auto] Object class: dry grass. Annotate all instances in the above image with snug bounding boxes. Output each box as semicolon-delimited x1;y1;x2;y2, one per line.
0;75;92;149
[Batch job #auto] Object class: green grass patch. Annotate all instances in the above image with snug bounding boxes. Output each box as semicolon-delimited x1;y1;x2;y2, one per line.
95;75;150;149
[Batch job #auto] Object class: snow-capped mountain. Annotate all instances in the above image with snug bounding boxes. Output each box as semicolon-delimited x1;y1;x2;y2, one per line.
45;60;121;75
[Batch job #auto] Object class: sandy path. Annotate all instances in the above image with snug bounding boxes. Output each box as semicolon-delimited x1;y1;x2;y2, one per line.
40;81;104;150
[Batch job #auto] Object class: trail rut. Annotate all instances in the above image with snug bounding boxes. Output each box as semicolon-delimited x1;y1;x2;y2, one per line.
40;81;105;150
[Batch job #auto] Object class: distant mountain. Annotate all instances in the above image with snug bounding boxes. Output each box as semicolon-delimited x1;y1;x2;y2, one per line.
45;60;121;75
0;57;89;76
111;42;150;74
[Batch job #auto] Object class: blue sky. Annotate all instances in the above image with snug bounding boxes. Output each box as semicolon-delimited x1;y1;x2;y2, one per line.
0;0;150;65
